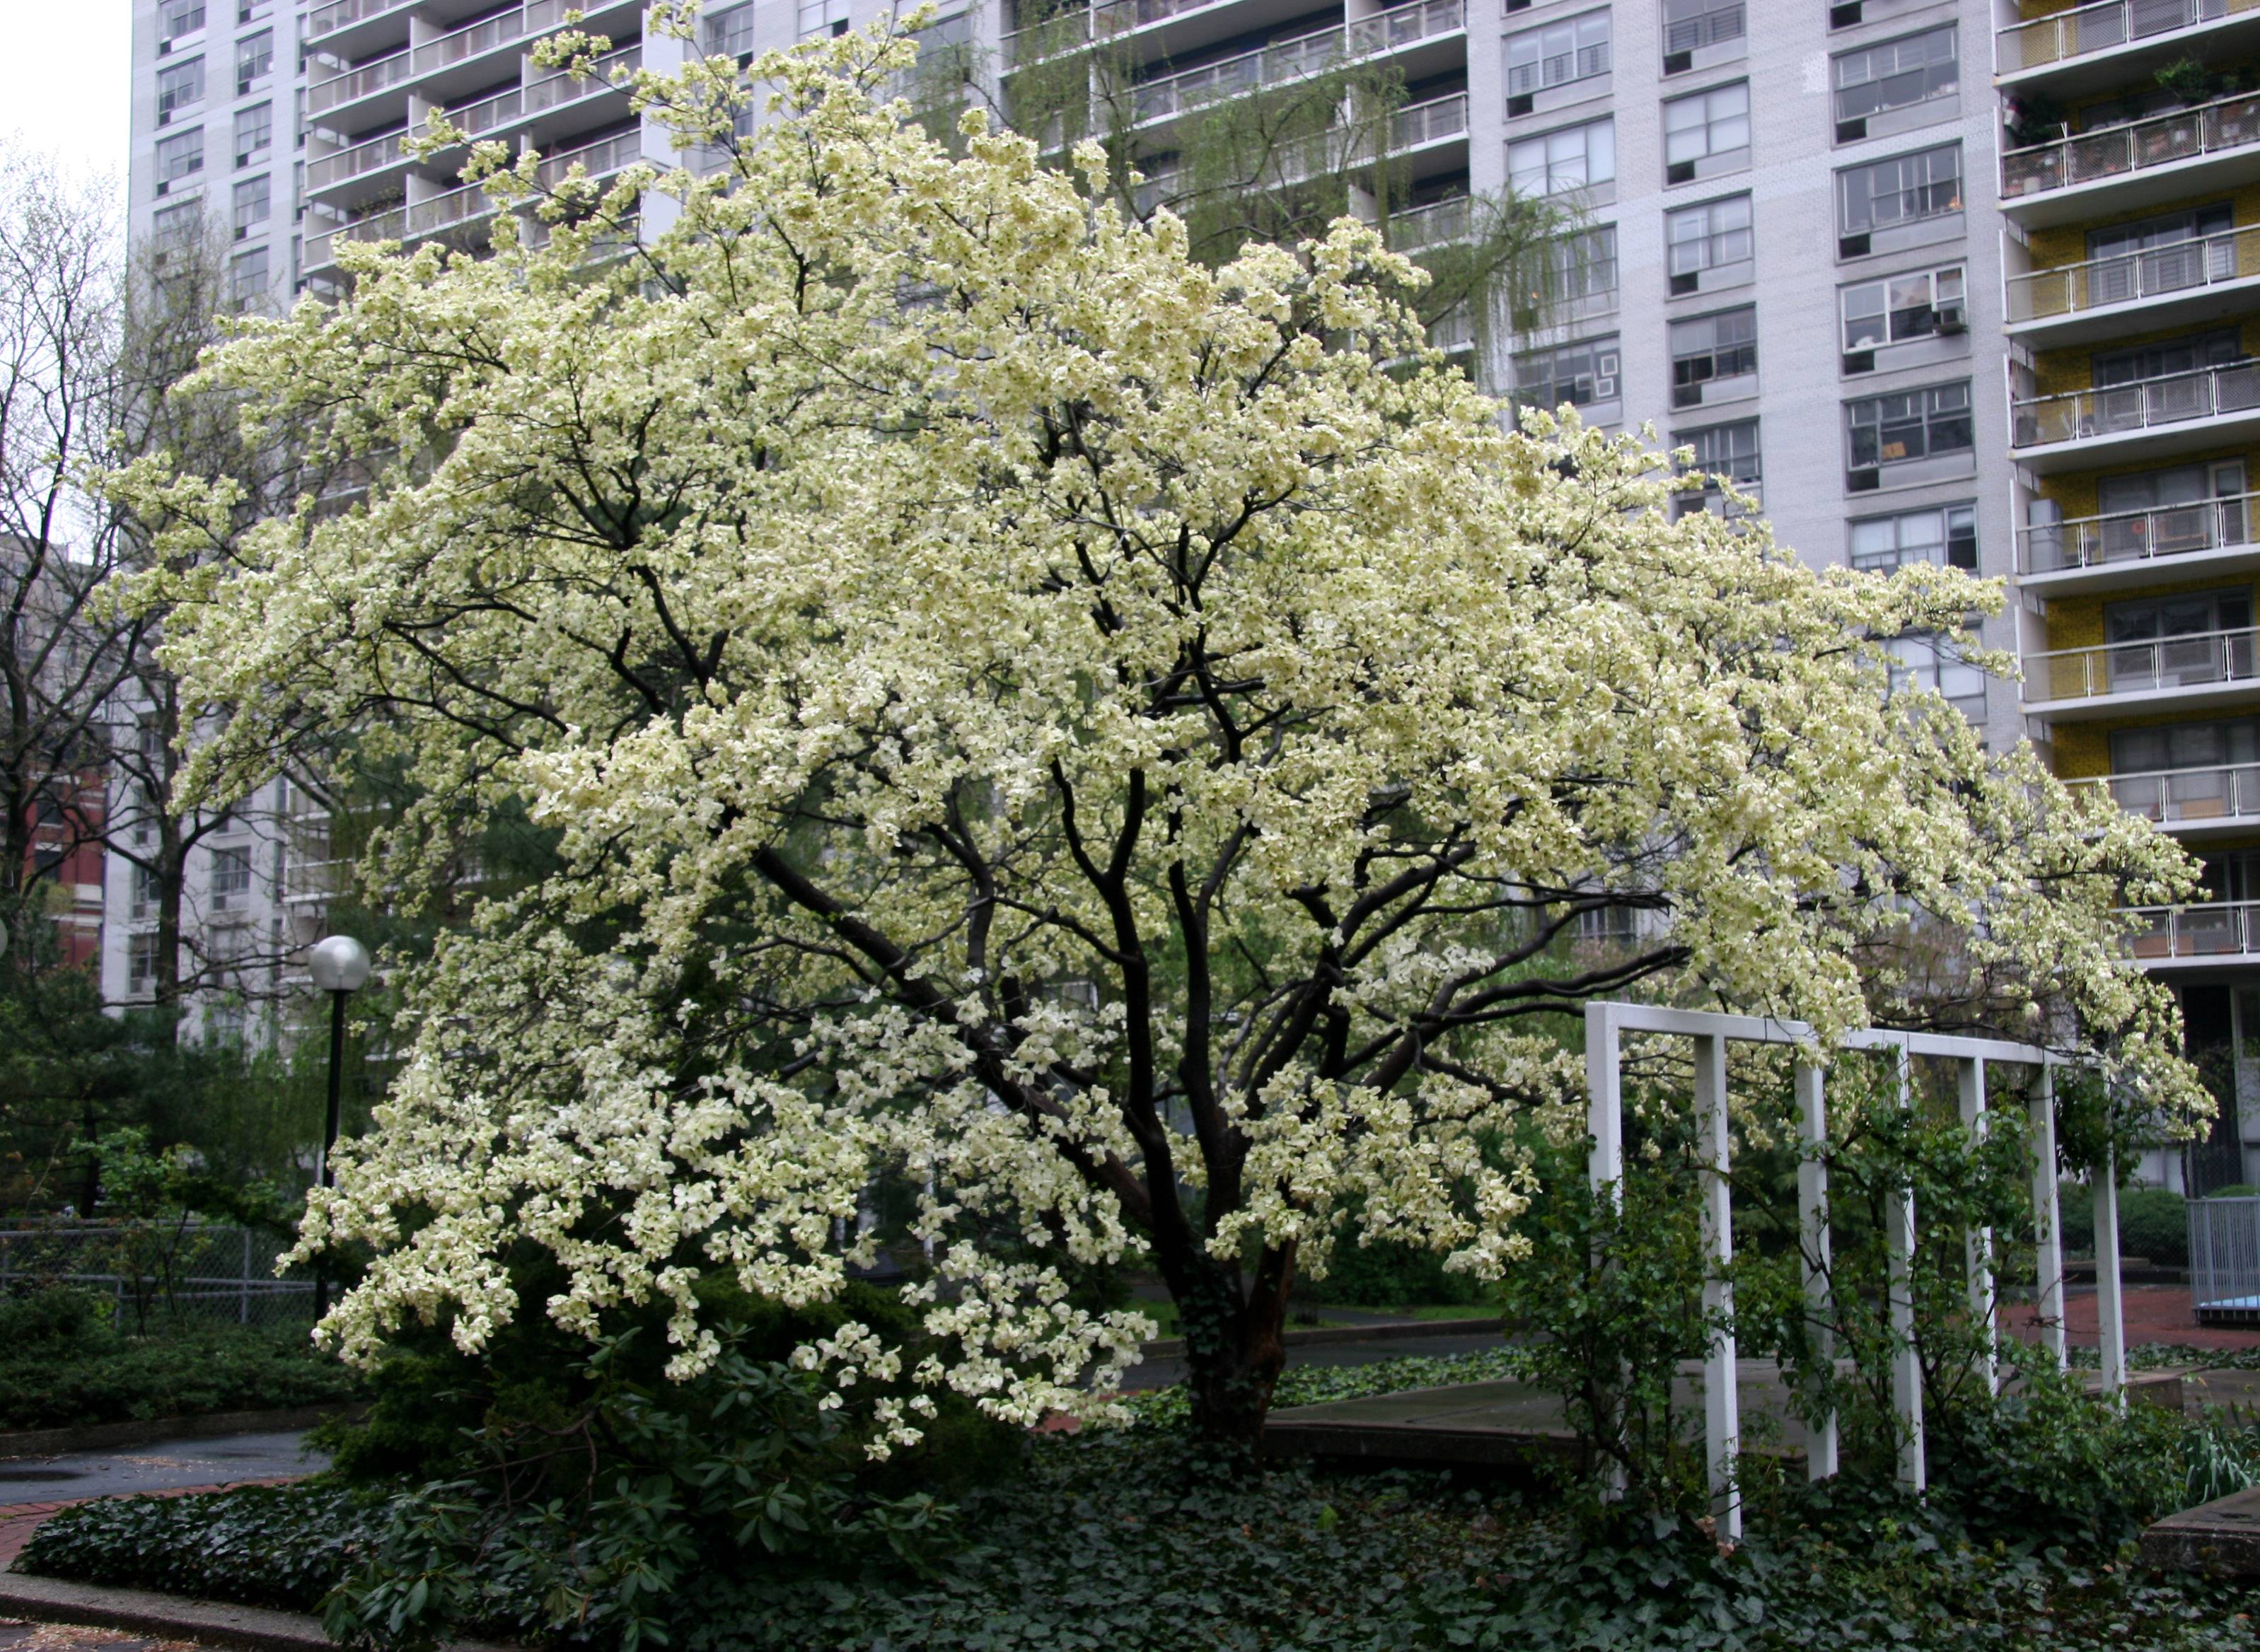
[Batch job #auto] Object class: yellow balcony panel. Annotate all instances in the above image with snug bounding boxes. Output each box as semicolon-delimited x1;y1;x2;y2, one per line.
2023;624;2260;717
2001;92;2260;229
2010;358;2260;469
1998;0;2260;98
2007;223;2260;349
2019;488;2260;594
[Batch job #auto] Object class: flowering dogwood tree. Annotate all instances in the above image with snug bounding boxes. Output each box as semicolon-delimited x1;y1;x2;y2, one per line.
113;24;2202;1447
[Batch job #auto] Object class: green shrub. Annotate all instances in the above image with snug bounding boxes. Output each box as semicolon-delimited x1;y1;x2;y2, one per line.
2056;1181;2189;1265
19;1483;383;1610
0;1321;361;1431
1313;1236;1494;1310
0;1286;112;1348
2209;1184;2260;1199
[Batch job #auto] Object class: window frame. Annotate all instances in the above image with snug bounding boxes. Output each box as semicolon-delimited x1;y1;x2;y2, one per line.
1512;333;1623;415
1507;115;1616;197
1845;380;1975;473
1836;141;1963;238
1830;23;1958;130
1505;8;1611;98
1668;304;1758;408
155;127;204;186
1840;262;1966;355
1665;192;1753;291
1662;80;1751;180
1848;501;1978;572
235;27;273;94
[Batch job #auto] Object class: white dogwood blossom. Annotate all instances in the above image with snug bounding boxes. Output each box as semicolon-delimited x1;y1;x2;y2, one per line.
109;21;2205;1443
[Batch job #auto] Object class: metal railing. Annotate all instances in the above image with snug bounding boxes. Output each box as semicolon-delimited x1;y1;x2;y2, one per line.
1997;0;2247;74
1391;91;1466;149
535;128;643;187
1506;40;1609;96
1387;194;1471;250
0;1224;313;1332
2002;90;2260;200
1124;0;1461;123
2070;763;2260;826
308;47;412;115
2029;624;2260;702
2191;1196;2260;1319
2011;358;2260;448
1667;0;1744;52
308;127;410;190
527;42;642;112
2018;490;2259;573
308;0;415;41
2007;222;2256;323
2126;899;2260;960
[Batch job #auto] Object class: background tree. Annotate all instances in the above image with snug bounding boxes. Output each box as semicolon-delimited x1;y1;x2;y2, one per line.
112;28;2208;1453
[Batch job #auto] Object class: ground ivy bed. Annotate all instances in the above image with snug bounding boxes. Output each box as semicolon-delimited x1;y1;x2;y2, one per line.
23;1346;2260;1651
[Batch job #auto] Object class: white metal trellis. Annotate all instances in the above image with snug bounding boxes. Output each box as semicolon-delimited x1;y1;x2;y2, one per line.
1584;1002;2111;1544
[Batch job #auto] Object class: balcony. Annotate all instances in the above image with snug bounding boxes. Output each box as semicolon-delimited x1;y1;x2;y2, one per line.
1997;0;2260;93
307;127;412;194
2009;358;2260;470
2005;223;2260;347
1391;91;1467;153
306;176;497;276
1999;92;2260;228
2072;764;2260;839
1124;0;1464;128
2125;899;2260;965
306;0;415;55
308;48;412;119
2024;625;2260;718
535;128;644;187
2016;490;2260;595
447;42;642;142
1386;194;1471;251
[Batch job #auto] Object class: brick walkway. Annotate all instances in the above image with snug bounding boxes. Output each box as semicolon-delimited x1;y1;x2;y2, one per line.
2003;1284;2260;1354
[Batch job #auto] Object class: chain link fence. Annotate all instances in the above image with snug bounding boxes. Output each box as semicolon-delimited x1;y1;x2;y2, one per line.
0;1221;315;1332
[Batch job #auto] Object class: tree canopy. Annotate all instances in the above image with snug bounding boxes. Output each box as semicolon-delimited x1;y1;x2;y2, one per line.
112;23;2204;1444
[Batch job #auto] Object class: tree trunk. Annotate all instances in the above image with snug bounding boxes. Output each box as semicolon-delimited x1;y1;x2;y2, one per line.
1174;1241;1297;1450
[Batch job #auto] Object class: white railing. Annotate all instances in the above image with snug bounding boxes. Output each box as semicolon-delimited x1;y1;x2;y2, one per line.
412;1;559;74
2007;223;2256;323
308;128;410;190
2028;624;2260;702
2126;899;2260;960
2018;490;2260;574
2071;764;2260;827
526;42;642;113
309;177;495;270
1125;0;1461;124
1996;0;2246;74
308;47;411;115
308;0;415;41
1506;40;1608;97
1386;194;1471;250
454;85;524;136
2002;91;2260;200
2011;359;2260;448
535;128;644;187
1391;91;1466;150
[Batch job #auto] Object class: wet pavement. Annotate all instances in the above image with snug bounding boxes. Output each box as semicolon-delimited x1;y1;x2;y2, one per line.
0;1624;200;1652
0;1434;325;1513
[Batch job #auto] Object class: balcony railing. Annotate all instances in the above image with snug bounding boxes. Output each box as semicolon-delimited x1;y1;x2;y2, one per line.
1387;194;1471;250
2001;91;2260;200
308;127;410;191
308;0;415;41
2011;359;2260;448
2126;899;2260;960
311;177;496;269
1505;41;1609;97
308;48;411;115
2007;222;2256;323
1996;0;2248;75
2029;624;2260;702
527;42;642;112
535;128;643;187
2073;764;2260;827
2017;489;2260;574
1391;91;1466;150
1125;0;1461;124
412;0;572;74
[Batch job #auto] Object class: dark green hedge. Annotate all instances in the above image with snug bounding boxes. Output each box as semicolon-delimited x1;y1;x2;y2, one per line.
2056;1183;2191;1268
18;1482;382;1610
0;1317;362;1431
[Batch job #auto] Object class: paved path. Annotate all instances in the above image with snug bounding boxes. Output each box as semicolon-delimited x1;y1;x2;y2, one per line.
0;1436;323;1515
0;1620;201;1652
2005;1284;2260;1353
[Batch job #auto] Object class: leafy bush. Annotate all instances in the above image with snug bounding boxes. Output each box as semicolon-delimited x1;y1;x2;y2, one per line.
19;1483;385;1610
0;1286;112;1346
0;1320;361;1431
2058;1182;2189;1266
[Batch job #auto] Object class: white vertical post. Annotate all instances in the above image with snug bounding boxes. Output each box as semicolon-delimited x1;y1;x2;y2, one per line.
1584;1001;1627;1499
2031;1061;2067;1371
1794;1061;1838;1482
1888;1040;1925;1492
1694;1033;1741;1540
2095;1147;2126;1406
1959;1057;1996;1395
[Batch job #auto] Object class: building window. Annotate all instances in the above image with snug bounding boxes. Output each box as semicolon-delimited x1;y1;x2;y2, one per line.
1850;503;1976;572
1884;634;1987;714
159;0;205;44
1676;418;1760;513
1551;223;1618;303
1662;0;1745;64
237;0;270;21
228;245;269;306
151;199;202;246
155;128;204;192
234;102;272;167
1513;335;1621;416
128;931;159;994
1831;24;1957;139
1841;264;1965;361
1836;142;1961;251
1662;81;1749;185
130;863;161;920
1506;11;1610;99
1664;192;1751;294
1669;306;1757;409
211;847;253;907
156;58;204;124
236;28;273;95
799;0;849;38
1847;382;1972;482
231;175;269;238
1508;117;1614;196
2113;717;2260;777
705;1;755;57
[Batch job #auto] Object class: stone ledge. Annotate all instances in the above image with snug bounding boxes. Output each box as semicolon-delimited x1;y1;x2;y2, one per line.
2143;1485;2260;1574
0;1569;514;1652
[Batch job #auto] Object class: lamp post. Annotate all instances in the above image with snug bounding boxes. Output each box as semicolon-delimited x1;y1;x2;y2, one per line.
308;934;371;1315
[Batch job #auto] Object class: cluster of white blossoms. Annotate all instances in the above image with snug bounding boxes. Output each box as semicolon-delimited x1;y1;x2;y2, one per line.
108;18;2207;1441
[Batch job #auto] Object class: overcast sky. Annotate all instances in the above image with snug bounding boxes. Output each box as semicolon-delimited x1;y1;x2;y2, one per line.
4;3;134;190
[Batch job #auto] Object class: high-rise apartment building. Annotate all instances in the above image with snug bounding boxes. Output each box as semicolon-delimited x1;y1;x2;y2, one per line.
117;0;2260;1185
